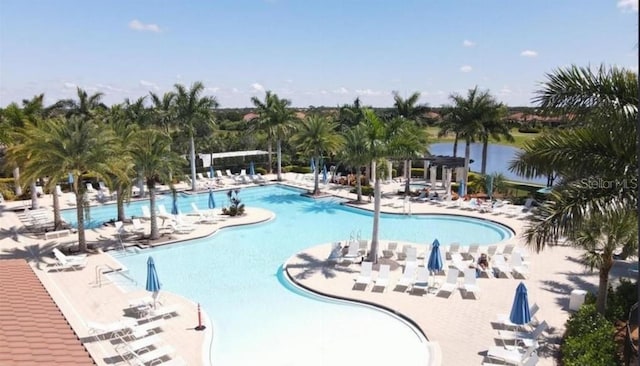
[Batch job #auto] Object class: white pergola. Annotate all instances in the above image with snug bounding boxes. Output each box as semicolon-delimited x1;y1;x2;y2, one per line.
197;150;269;167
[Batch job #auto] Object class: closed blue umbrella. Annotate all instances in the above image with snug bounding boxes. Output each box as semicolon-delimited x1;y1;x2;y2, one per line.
457;180;465;198
486;175;494;200
322;165;328;184
146;256;161;308
208;189;216;209
68;173;74;184
310;157;316;173
249;161;256;176
209;165;215;180
509;282;532;325
427;239;443;274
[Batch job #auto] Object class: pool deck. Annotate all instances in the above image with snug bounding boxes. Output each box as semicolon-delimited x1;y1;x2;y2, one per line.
0;173;636;365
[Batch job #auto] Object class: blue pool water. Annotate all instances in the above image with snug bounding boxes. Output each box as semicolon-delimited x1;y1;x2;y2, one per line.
92;185;512;365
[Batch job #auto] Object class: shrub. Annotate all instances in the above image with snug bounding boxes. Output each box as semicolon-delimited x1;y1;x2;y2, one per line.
518;126;541;133
287;165;312;174
410;168;425;177
0;178;15;200
561;304;618;366
256;167;267;175
605;278;638;322
350;185;374;196
221;190;245;216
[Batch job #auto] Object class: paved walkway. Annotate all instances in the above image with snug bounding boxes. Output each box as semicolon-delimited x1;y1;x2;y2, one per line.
0;173;636;365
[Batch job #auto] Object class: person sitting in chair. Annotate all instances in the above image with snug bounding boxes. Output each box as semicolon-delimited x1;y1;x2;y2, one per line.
477;253;489;270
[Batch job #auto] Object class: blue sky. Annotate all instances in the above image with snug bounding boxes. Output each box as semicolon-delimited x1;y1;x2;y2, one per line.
0;0;637;108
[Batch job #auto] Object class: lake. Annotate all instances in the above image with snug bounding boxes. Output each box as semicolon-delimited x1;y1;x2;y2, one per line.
428;142;546;185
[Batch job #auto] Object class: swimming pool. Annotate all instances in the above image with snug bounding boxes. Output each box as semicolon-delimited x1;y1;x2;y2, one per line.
105;185;511;365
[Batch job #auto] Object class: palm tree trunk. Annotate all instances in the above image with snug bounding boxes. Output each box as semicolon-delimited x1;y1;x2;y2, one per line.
116;186;125;222
276;139;283;181
463;139;471;196
149;186;159;240
313;156;320;195
189;136;197;191
356;168;363;202
13;167;22;196
404;159;412;194
453;134;459;158
75;184;87;252
30;181;39;210
481;138;489;175
596;263;612;314
368;177;381;264
52;189;62;230
267;142;273;174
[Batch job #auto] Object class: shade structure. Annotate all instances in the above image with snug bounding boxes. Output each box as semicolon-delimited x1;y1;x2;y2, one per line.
145;257;161;308
208;189;216;209
209;165;215;179
249;161;256;176
486;175;494;200
457;180;465;198
171;194;179;215
322;165;328;184
310;157;316;173
427;239;443;274
509;282;532;325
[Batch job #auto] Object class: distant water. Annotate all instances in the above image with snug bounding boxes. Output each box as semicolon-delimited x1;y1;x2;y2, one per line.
428;143;547;185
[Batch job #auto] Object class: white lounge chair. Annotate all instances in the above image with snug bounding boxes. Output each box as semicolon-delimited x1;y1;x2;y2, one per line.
50;248;87;271
382;242;398;259
342;242;362;261
130;218;146;234
497;303;540;331
85;183;96;193
498;320;548;348
461;267;480;299
449;253;471;272
492;255;512;278
485;344;538;366
483;353;538;366
128;345;176;366
372;264;391;292
395;262;417;291
115;334;161;359
410;267;430;294
139;206;152;220
354;261;373;290
55;185;63;197
509;252;530;279
87;318;138;340
436;268;459;298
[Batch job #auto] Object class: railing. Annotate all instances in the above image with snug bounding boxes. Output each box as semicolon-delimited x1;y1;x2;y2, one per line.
95;264;137;288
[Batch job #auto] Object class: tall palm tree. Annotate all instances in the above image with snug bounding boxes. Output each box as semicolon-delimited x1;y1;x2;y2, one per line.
339;125;370;202
336;97;365;131
509;65;637;259
385;117;429;194
437;106;462;158
392;91;429;189
360;109;392;264
444;87;502;196
291;116;345;196
130;129;183;240
569;209;638;314
56;87;107;118
477;105;512;175
251;91;297;181
9;115;120;251
174;82;218;191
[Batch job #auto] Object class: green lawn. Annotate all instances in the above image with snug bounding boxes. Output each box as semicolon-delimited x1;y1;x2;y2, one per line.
425;126;540;149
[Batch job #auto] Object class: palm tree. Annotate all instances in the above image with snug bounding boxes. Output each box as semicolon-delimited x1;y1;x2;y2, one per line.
569;209;638;314
477;105;512;175
251;91;298;181
130;129;183;240
336;97;365;131
509;65;637;257
291;116;345;196
437;107;462;158
392;91;429;190
339;125;370;202
360;109;391;264
385;117;429;194
174;82;218;191
444;87;503;196
56;87;107;118
8;115;120;251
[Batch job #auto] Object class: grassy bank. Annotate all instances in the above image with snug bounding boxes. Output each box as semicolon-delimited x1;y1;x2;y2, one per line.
425;126;541;149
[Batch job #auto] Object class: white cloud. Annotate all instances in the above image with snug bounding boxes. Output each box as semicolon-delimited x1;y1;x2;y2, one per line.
460;65;473;73
206;87;220;93
319;90;328;95
63;82;77;89
251;83;265;92
231;88;240;93
128;19;162;33
462;40;475;47
284;79;293;84
139;80;159;90
618;0;638;12
355;89;383;96
520;50;538;57
332;87;349;94
498;87;512;96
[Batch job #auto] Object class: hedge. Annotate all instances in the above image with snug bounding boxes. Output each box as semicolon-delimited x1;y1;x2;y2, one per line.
561;304;618;366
